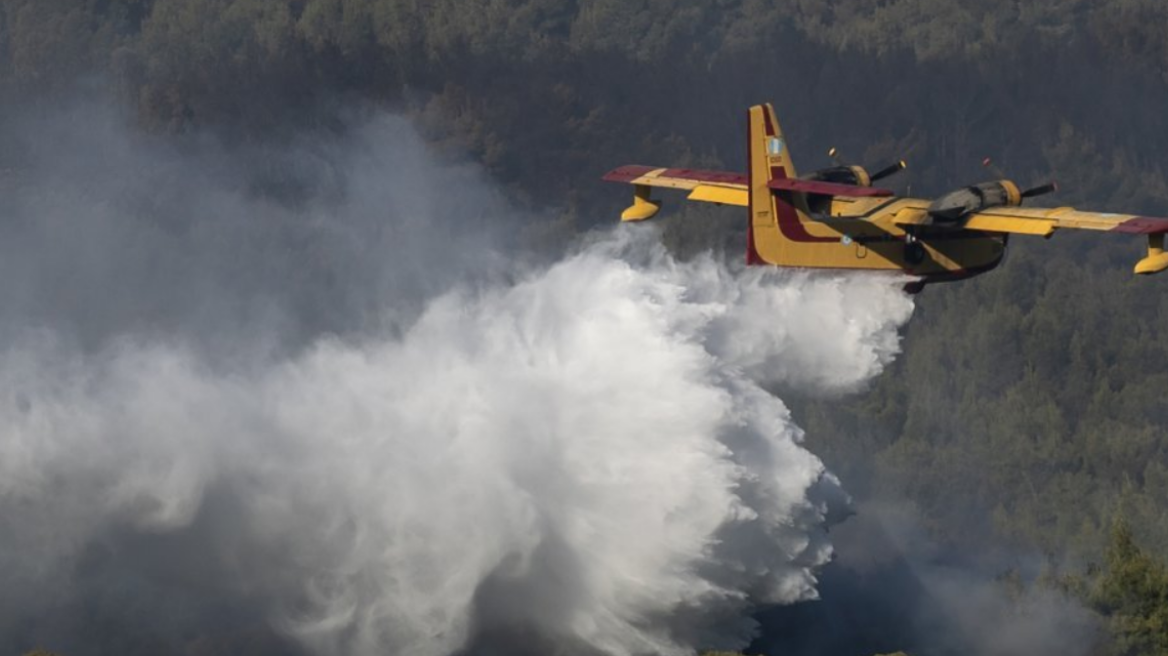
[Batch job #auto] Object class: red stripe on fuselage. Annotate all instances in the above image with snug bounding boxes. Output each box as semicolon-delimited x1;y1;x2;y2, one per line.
771;169;839;244
759;107;837;244
746;109;764;264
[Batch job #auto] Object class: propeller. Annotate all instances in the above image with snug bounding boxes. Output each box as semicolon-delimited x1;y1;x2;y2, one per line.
982;156;1007;179
983;156;1059;203
1021;181;1059;199
871;160;908;182
827;147;908;183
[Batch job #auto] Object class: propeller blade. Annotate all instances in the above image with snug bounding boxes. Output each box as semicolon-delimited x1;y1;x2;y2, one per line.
981;156;1007;179
1021;181;1059;199
870;160;907;182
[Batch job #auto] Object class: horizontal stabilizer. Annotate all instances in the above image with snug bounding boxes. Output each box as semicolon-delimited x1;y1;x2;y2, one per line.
767;178;894;197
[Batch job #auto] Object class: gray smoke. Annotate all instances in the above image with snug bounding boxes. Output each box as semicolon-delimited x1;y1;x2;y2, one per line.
0;101;512;356
754;501;1102;656
0;100;916;656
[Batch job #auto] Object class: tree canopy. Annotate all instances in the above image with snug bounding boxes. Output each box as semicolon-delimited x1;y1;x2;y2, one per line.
2;0;1167;653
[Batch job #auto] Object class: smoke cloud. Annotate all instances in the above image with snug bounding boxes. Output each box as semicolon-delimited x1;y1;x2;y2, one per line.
0;100;915;655
754;501;1102;656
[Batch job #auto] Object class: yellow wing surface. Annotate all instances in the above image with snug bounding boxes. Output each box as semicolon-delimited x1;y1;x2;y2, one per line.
888;205;1168;274
888;204;1168;236
601;166;748;220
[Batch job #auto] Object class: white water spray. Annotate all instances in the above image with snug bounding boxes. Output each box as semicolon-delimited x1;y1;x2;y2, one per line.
0;107;914;656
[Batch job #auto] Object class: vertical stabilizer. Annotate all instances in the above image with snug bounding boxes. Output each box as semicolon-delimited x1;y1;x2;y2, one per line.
746;103;812;263
749;103;798;182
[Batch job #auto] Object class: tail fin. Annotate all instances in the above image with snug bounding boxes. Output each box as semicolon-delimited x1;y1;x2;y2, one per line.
748;103;798;182
747;103;811;263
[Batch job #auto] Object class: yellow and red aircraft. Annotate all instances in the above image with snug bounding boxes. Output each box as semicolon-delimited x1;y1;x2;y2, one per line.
603;103;1168;293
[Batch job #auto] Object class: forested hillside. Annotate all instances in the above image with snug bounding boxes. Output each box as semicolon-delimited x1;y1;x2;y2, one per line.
2;0;1168;653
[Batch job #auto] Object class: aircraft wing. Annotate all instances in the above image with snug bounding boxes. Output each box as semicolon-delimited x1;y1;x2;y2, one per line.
890;204;1168;274
889;205;1168;238
602;166;749;210
963;206;1168;237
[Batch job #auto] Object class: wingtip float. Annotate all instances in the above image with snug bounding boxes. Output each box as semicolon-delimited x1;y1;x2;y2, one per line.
1134;233;1168;275
603;103;1168;292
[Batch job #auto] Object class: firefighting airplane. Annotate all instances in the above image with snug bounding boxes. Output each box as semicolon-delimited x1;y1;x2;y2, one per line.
603;103;1168;293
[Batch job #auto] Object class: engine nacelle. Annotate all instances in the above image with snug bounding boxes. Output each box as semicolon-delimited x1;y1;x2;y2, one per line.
802;165;872;188
928;180;1022;223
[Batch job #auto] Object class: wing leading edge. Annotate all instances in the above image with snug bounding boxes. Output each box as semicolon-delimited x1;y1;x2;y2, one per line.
890;205;1168;274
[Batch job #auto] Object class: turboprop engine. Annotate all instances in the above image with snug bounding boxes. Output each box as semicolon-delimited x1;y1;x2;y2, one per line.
928;180;1058;223
802;159;906;188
